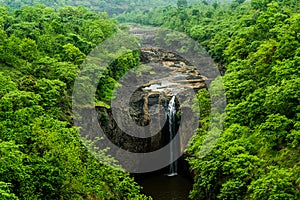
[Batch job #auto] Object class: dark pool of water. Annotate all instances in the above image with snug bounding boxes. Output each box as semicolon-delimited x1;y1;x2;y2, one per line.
136;174;193;200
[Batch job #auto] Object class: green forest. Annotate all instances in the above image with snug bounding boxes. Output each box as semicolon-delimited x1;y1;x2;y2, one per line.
120;0;300;199
0;0;205;16
0;4;149;199
0;0;300;199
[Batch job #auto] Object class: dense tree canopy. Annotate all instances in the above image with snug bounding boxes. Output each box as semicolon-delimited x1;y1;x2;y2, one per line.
0;5;150;199
0;0;299;199
0;0;207;16
120;0;300;199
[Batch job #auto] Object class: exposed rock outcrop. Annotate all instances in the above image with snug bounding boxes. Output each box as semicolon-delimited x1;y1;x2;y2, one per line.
96;47;206;154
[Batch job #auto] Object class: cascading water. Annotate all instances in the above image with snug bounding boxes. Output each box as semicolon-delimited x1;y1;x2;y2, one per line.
167;96;178;176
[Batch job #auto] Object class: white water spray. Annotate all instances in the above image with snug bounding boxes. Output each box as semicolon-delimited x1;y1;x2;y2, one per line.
167;96;178;176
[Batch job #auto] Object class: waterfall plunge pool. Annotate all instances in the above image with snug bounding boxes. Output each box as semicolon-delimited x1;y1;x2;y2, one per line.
133;96;193;199
134;156;193;200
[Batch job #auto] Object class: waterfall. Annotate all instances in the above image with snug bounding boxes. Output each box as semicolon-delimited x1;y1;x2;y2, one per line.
167;96;178;176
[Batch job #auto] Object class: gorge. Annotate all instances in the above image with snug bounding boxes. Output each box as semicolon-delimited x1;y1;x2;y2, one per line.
1;2;299;199
94;32;207;198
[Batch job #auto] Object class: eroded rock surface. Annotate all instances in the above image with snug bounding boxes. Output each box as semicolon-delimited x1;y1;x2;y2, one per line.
96;47;206;154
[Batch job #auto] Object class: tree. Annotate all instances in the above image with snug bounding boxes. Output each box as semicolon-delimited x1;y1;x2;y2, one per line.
0;182;19;200
177;0;187;8
62;43;86;65
0;5;150;199
248;167;298;200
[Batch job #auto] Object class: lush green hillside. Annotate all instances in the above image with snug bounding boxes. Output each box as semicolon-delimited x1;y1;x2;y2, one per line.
120;0;300;199
0;0;207;15
0;5;150;199
1;0;299;199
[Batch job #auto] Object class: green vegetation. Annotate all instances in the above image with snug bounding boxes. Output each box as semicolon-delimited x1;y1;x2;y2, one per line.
0;4;149;199
0;0;204;16
1;0;300;199
120;0;300;199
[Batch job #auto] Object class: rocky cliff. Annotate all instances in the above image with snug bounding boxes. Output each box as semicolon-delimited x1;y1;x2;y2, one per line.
96;47;206;154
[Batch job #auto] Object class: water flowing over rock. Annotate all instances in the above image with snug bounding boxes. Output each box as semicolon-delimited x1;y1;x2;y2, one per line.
96;46;206;160
167;96;178;176
88;26;210;172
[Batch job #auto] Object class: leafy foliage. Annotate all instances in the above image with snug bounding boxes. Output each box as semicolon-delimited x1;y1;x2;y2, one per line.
0;0;206;16
122;0;300;199
0;5;150;199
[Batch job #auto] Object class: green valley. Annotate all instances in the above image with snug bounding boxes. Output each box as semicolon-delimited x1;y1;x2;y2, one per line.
0;0;299;199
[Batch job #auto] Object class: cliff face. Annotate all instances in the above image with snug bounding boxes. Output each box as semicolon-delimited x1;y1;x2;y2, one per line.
97;90;169;153
96;48;206;155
